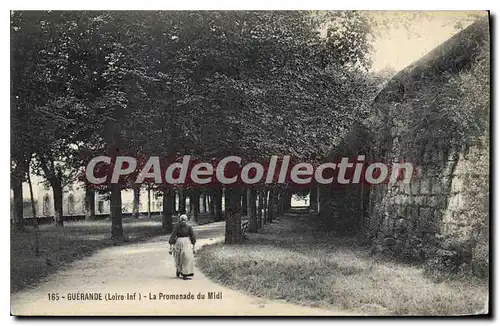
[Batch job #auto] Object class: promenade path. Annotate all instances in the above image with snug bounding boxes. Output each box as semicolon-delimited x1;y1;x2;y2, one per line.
11;222;350;316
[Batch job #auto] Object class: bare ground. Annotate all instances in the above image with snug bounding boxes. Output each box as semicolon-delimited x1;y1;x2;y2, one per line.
11;214;213;293
11;222;349;316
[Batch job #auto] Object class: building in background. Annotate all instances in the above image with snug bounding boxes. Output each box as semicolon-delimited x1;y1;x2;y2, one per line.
10;173;164;219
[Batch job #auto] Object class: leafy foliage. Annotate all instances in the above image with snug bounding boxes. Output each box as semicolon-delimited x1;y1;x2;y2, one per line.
12;10;376;238
394;42;489;163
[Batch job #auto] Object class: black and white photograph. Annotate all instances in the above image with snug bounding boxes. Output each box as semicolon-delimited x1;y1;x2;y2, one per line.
9;9;491;316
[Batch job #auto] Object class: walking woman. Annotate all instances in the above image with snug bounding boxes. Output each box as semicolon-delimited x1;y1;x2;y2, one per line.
169;214;196;280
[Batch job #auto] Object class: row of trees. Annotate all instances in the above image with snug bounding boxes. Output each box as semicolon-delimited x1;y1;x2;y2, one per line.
11;11;377;243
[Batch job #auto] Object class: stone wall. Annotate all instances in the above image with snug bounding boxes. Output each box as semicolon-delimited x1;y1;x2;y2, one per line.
362;18;490;274
366;138;488;270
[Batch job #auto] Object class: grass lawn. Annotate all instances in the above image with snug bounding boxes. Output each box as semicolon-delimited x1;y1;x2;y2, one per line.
11;214;174;293
196;213;489;316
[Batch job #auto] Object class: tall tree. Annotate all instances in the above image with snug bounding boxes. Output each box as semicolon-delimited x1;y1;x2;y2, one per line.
161;187;175;233
132;184;140;218
248;188;258;233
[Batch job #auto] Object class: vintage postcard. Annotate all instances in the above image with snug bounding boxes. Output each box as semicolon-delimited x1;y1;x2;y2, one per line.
10;10;490;316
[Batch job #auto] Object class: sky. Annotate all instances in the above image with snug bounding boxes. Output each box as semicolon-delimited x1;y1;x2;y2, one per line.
369;11;488;72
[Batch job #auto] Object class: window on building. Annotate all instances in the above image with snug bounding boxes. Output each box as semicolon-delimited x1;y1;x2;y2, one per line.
98;201;104;214
68;194;75;215
43;195;50;216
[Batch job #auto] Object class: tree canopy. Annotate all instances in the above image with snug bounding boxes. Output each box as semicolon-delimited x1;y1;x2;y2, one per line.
11;10;379;238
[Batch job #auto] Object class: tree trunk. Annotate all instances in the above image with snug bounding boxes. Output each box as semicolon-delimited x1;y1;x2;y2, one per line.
310;184;318;212
192;190;200;222
132;184;140;218
282;188;292;212
110;184;123;241
52;179;64;227
162;188;174;233
12;156;31;232
242;189;248;217
27;170;37;222
268;188;277;223
38;156;64;226
316;183;321;215
224;188;230;221
188;197;193;214
103;109;125;241
147;184;151;219
257;190;264;229
268;190;272;222
263;189;268;224
248;188;258;233
12;167;25;232
277;191;283;216
209;193;215;219
224;187;243;244
319;184;332;220
202;194;207;213
84;185;95;221
215;187;223;221
178;189;186;214
27;169;40;255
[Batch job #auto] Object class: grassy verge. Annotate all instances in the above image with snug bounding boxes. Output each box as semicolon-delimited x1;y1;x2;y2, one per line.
11;215;170;293
197;213;488;316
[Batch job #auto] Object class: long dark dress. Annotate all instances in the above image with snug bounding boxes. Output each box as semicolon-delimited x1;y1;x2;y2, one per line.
169;223;196;277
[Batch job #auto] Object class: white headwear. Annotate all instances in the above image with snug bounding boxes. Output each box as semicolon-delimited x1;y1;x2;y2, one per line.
179;214;188;223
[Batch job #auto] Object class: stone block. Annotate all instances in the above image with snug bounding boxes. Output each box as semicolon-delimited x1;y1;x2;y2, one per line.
434;208;446;220
432;180;443;194
420;179;432;194
427;195;440;208
410;180;421;195
390;205;401;218
436;196;448;210
409;236;422;246
384;237;396;246
451;176;464;193
395;218;407;232
415;221;439;234
418;207;433;224
448;193;461;210
402;182;412;194
437;150;446;165
400;194;411;205
381;217;391;234
414;196;424;206
401;205;409;218
405;205;415;220
423;150;432;164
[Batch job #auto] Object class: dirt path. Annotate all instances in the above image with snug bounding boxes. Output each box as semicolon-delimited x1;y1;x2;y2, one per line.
11;222;350;316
